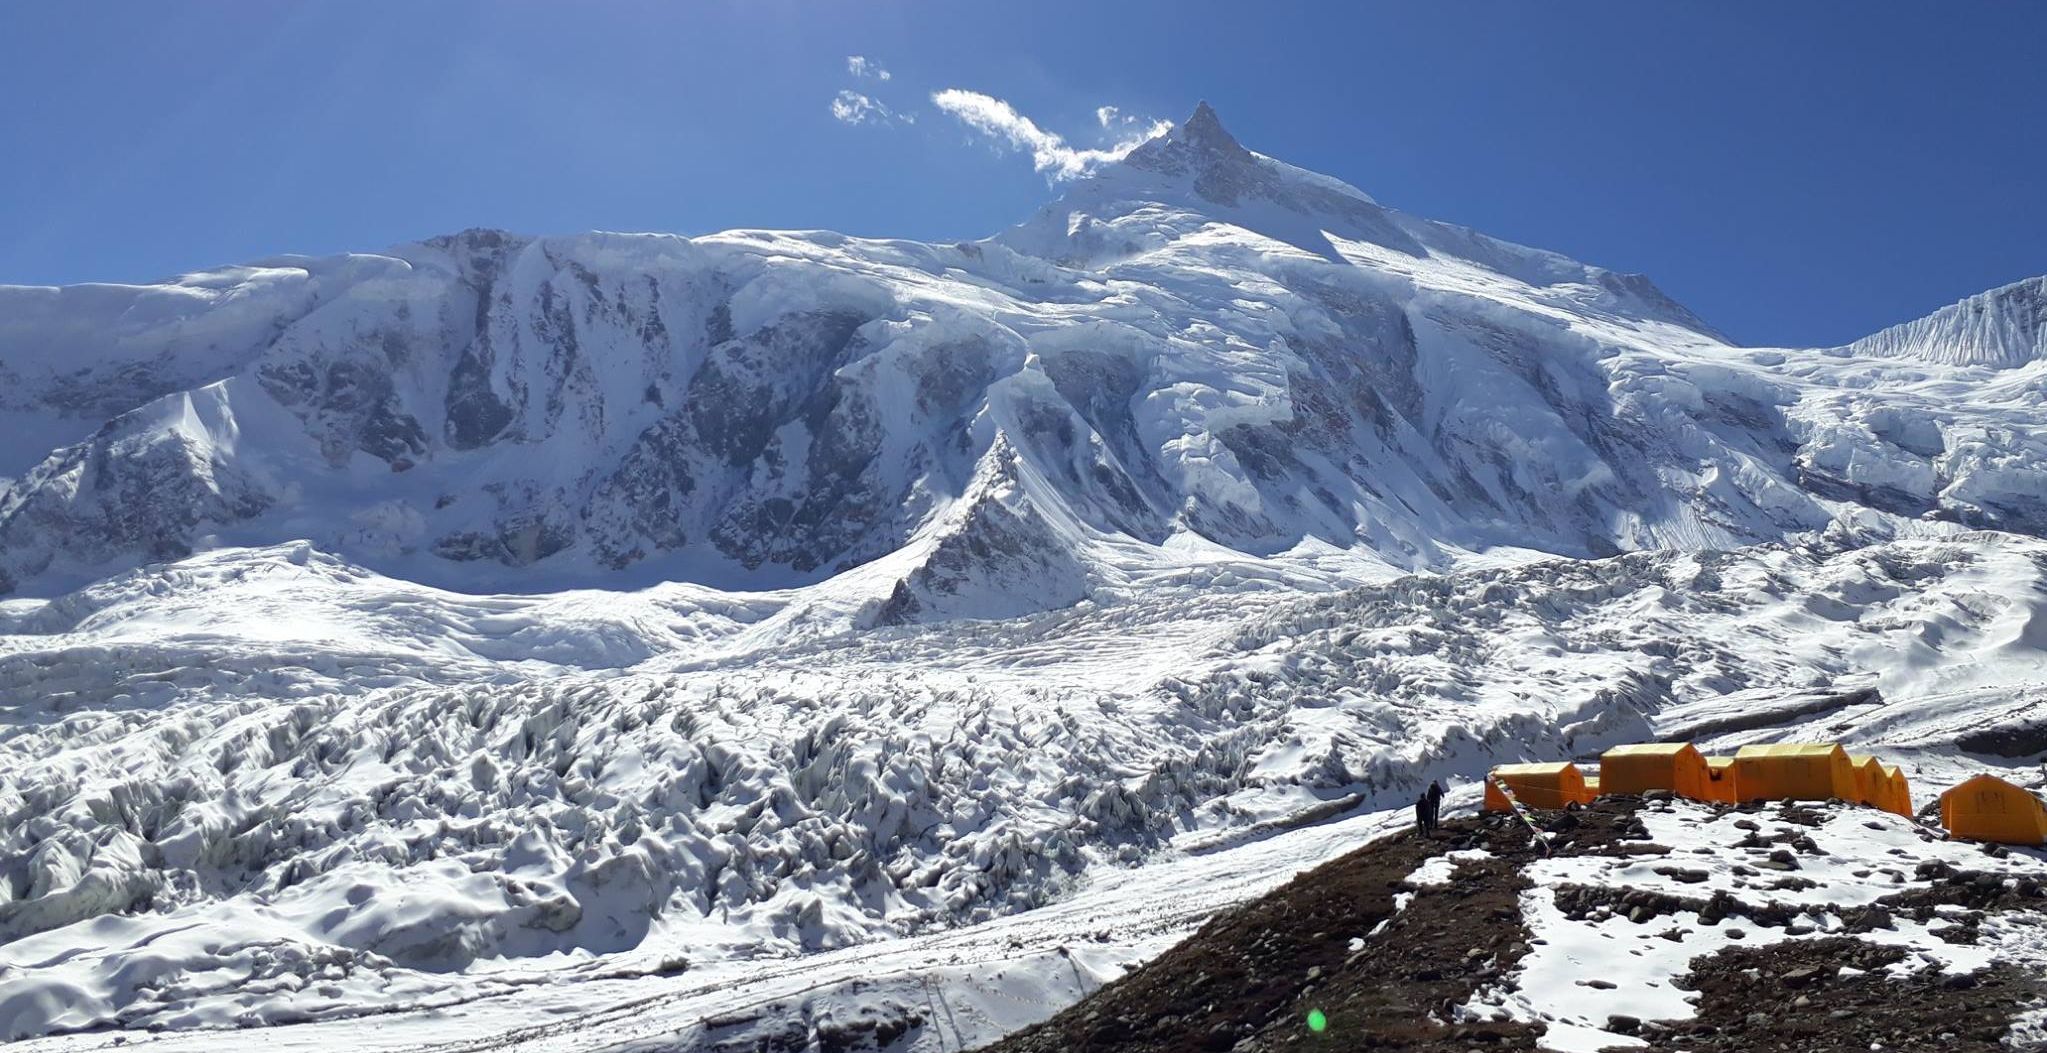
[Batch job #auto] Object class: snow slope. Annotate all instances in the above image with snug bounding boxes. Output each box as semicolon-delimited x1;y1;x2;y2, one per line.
2;105;2045;1050
3;106;2045;603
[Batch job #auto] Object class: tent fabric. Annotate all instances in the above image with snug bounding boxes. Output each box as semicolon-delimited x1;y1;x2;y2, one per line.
1940;774;2047;846
1600;743;1711;800
1484;762;1588;811
1848;757;1913;816
1730;743;1856;803
1703;756;1739;804
1883;765;1913;818
1849;755;1888;809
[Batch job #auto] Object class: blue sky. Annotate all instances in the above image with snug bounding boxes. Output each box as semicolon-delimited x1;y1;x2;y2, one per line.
3;2;2042;347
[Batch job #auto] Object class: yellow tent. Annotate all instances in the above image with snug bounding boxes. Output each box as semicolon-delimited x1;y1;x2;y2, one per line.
1940;774;2047;845
1730;743;1856;803
1703;756;1739;803
1601;742;1712;800
1485;762;1589;811
1849;754;1888;809
1883;765;1913;818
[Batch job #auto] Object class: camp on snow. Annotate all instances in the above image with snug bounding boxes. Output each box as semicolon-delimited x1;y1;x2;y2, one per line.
1478;740;2047;845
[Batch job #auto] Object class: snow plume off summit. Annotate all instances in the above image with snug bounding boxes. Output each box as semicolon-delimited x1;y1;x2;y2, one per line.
2;106;2046;1050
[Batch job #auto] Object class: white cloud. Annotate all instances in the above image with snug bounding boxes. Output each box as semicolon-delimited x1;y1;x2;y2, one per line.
931;89;1168;181
833;58;907;126
831;89;906;126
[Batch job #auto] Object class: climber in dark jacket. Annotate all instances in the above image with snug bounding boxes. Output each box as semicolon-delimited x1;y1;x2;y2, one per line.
1414;793;1432;837
1425;780;1446;831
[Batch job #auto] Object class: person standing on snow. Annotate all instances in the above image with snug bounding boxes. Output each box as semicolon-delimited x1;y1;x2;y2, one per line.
1415;793;1432;837
1425;780;1446;831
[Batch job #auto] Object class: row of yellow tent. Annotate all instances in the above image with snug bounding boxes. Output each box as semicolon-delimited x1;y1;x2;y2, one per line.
1484;740;2047;846
1483;742;1911;815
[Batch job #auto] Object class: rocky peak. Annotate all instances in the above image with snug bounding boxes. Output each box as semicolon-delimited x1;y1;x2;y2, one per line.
1163;101;1253;162
1119;102;1261;203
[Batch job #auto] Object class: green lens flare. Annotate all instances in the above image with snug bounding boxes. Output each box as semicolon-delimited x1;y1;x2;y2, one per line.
1306;1008;1328;1033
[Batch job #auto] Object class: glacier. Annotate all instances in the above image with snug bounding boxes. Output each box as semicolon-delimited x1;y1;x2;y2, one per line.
1;104;2044;1049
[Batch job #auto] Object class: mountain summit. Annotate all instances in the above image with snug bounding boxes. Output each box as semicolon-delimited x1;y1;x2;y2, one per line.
1175;99;1239;150
1121;100;1272;194
0;111;2042;604
998;101;1421;266
1000;104;1712;332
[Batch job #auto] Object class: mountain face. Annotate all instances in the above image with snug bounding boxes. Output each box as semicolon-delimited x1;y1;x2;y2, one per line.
5;106;2047;1049
1843;275;2047;368
1;106;2043;609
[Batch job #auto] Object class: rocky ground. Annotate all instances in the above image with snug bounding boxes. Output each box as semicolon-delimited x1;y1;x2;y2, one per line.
981;796;2047;1053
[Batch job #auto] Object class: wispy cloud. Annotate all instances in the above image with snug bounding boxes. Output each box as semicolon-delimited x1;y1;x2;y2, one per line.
832;56;910;126
846;55;891;81
930;90;1168;181
831;89;908;126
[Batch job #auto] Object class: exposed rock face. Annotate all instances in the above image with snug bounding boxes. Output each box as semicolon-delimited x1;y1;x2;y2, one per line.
867;435;1091;626
0;384;273;583
1;108;2043;615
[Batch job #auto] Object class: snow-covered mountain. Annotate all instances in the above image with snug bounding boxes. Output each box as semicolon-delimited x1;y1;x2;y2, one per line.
3;104;2043;611
3;106;2045;1050
1843;274;2047;368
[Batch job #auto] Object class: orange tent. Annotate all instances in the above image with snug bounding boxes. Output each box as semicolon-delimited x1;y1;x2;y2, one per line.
1484;762;1589;811
1940;774;2047;845
1581;775;1602;802
1849;755;1888;809
1730;743;1856;803
1600;743;1712;800
1703;756;1739;804
1883;765;1913;818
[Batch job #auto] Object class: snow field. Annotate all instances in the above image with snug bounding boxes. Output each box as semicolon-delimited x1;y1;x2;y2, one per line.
3;529;2044;1045
1463;799;2047;1052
